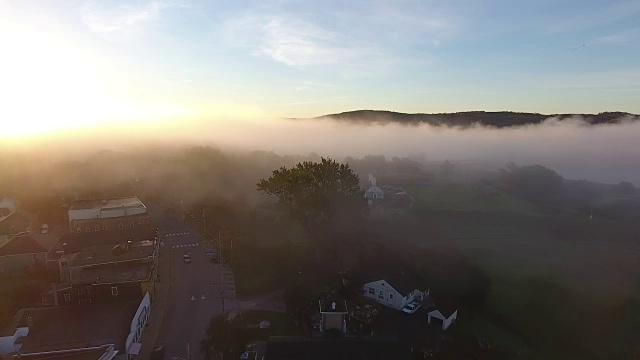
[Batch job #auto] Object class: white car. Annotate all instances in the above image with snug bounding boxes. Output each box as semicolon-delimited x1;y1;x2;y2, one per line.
402;302;421;314
41;224;49;235
183;254;192;263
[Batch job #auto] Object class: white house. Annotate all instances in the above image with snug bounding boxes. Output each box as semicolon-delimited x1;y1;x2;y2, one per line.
364;174;384;205
361;277;428;311
427;297;458;330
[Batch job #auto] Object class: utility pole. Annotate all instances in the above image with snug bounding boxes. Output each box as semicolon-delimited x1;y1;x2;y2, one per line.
186;343;190;360
219;229;225;314
202;208;206;233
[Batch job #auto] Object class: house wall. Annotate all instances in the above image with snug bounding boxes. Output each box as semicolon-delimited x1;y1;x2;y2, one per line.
321;313;345;333
0;252;46;274
0;327;28;356
427;310;458;330
362;280;414;310
125;292;151;359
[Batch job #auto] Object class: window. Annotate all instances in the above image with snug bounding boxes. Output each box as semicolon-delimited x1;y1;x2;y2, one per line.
64;293;71;302
130;222;134;228
103;224;108;230
368;287;375;294
61;261;67;266
95;225;99;232
389;293;394;299
111;286;118;296
77;227;81;233
119;223;124;229
86;226;91;232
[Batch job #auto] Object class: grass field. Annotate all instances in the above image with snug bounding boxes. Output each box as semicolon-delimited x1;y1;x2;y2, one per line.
405;182;540;214
232;310;302;340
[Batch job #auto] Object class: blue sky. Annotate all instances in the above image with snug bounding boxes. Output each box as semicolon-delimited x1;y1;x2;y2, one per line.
1;0;639;135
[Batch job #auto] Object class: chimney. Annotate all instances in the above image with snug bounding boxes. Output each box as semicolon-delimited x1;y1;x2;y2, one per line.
52;283;59;306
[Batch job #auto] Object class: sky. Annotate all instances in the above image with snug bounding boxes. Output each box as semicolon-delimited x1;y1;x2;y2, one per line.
1;0;639;136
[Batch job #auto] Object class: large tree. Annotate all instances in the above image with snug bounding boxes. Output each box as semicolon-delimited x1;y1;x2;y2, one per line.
257;157;365;233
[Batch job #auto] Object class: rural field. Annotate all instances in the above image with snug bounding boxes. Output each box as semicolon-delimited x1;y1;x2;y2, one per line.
373;181;640;359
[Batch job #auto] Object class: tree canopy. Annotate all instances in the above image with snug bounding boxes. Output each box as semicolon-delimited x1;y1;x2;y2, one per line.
200;314;246;360
257;157;364;232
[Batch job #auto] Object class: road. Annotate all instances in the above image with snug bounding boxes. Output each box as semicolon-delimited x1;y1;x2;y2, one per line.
147;207;232;360
149;207;284;360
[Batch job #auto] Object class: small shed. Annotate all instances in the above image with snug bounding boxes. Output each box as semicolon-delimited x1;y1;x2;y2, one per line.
318;294;348;334
427;296;458;330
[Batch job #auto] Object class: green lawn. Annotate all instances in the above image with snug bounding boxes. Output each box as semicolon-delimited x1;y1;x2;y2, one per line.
406;182;540;214
232;310;302;340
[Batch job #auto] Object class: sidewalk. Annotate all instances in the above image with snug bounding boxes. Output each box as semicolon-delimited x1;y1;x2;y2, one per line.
137;241;172;360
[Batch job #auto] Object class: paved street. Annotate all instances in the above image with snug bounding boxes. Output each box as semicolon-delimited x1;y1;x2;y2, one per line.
144;208;227;360
140;206;284;360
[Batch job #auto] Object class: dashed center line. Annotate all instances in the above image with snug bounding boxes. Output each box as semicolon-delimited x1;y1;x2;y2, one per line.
164;232;190;237
171;243;200;248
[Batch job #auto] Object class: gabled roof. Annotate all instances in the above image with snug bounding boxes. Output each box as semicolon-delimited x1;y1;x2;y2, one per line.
0;210;35;236
0;235;46;256
359;270;427;296
319;293;348;313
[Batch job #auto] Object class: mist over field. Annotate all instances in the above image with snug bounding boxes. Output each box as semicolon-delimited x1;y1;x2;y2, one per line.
7;114;638;185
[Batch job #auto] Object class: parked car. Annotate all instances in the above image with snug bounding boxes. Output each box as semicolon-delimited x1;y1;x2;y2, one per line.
41;224;48;235
183;254;192;263
402;302;421;314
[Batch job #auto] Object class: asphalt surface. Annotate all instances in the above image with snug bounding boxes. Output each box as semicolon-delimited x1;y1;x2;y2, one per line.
148;207;235;360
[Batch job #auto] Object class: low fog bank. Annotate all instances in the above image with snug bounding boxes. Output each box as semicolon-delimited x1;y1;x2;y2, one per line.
213;116;640;185
2;114;639;185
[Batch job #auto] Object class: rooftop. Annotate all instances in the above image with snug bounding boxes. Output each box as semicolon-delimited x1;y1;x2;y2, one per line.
265;336;409;360
50;227;157;258
0;210;36;236
319;294;348;313
0;235;46;256
12;300;141;353
356;268;427;296
69;197;145;211
60;239;156;268
74;262;153;284
17;345;114;360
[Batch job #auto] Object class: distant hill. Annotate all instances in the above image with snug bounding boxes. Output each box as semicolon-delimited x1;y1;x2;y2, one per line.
308;110;639;128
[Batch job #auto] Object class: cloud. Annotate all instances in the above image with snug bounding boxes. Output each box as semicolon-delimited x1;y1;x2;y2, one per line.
595;28;639;44
223;1;458;73
82;0;188;38
225;14;365;67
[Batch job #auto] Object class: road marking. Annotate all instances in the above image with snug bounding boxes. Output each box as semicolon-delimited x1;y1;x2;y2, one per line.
164;232;191;237
190;296;196;301
171;243;200;249
201;295;206;300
